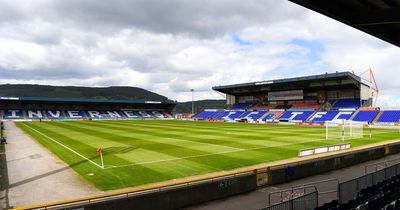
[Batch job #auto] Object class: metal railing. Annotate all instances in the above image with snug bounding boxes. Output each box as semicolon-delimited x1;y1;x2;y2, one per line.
364;157;400;174
339;162;400;204
268;178;338;207
262;190;318;210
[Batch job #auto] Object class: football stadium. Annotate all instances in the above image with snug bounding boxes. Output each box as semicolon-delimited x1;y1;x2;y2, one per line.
1;1;400;210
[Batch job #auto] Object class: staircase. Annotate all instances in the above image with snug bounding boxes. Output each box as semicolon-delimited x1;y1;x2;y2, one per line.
318;101;332;111
258;111;271;121
349;109;360;121
373;111;384;123
305;111;318;122
271;111;284;120
330;99;338;108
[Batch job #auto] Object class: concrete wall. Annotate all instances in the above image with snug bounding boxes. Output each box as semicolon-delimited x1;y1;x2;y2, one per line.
265;143;400;186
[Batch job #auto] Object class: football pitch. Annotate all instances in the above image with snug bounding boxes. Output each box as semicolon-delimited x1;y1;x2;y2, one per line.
16;120;400;190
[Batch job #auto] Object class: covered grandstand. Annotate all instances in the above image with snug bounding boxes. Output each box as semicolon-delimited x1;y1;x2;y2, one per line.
0;96;175;120
194;71;400;124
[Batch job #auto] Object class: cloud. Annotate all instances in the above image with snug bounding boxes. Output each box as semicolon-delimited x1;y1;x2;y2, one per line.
0;0;399;104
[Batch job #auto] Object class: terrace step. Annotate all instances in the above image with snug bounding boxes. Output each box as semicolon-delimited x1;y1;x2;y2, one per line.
258;111;272;122
305;111;318;122
373;111;384;123
349;109;360;121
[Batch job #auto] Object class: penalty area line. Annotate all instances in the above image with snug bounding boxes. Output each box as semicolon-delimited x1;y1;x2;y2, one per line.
21;123;104;169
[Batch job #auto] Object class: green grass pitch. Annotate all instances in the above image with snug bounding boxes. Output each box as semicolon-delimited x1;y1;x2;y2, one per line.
16;120;400;190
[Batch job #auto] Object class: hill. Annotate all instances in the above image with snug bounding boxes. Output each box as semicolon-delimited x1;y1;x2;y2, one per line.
0;84;170;101
174;99;227;114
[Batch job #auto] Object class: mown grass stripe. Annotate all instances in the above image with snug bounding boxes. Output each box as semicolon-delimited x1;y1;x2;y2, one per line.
21;122;104;169
15;120;400;190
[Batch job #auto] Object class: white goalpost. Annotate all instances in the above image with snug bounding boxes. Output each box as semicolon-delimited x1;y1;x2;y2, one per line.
325;120;365;141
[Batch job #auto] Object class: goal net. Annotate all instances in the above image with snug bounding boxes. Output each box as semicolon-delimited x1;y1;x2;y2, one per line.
325;120;364;141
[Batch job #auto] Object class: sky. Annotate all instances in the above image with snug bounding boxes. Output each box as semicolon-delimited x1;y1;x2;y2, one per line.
0;0;399;105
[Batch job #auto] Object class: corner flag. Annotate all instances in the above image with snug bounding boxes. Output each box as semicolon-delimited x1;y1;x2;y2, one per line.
97;147;104;169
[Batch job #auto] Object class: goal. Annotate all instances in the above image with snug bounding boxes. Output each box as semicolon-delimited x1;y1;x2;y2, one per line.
325;120;365;141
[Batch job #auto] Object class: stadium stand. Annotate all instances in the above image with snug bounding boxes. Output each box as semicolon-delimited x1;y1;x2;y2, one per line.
0;95;175;121
192;73;400;124
195;109;400;124
377;111;400;123
1;109;169;120
352;111;380;123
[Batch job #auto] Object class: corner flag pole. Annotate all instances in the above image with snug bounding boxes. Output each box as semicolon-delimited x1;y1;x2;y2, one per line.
97;148;104;169
100;151;104;169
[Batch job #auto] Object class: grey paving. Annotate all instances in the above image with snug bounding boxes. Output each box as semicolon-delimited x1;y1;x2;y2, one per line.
0;122;102;209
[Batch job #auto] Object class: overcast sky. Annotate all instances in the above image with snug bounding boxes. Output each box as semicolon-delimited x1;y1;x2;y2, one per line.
0;0;399;105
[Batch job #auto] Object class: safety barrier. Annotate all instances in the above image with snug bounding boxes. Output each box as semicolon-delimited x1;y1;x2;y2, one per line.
338;162;400;204
262;190;318;210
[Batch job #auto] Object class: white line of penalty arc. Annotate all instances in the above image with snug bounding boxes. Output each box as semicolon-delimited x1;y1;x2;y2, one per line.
21;123;105;169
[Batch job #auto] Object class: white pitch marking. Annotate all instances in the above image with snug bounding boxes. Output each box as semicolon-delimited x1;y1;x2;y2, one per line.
106;137;334;169
22;123;104;169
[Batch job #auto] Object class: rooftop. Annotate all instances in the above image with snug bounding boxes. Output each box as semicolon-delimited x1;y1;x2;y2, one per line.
0;96;175;105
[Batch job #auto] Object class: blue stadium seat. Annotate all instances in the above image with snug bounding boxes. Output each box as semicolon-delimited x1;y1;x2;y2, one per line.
352;111;379;123
195;111;213;119
214;111;230;120
377;111;400;123
308;111;354;123
245;111;268;120
64;110;87;119
44;110;66;119
332;99;360;109
231;103;251;109
227;111;245;120
278;111;314;122
261;113;275;121
238;111;252;118
3;110;24;119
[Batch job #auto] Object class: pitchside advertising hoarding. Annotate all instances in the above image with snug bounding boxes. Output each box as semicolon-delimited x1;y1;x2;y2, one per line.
268;90;303;101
